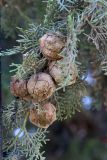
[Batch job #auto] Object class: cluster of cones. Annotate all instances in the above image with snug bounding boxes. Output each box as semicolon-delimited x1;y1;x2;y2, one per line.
10;32;78;128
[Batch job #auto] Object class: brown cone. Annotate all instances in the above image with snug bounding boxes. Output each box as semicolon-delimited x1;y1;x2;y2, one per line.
10;75;29;98
27;73;55;102
49;57;78;86
42;48;63;60
29;103;56;128
39;32;65;60
49;61;63;84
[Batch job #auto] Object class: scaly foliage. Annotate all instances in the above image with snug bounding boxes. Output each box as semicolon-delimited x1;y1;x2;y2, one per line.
55;81;87;120
3;100;48;160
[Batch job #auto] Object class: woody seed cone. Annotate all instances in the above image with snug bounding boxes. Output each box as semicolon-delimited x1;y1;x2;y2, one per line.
27;73;55;102
39;32;65;60
29;103;56;128
10;75;29;99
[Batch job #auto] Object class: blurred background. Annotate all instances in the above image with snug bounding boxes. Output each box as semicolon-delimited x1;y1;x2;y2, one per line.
1;0;107;160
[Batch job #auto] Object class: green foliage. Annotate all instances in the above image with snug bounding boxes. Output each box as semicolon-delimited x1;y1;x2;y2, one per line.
0;24;51;57
9;49;46;79
43;0;58;25
101;59;107;75
55;81;88;120
3;100;48;160
0;46;22;56
6;128;48;160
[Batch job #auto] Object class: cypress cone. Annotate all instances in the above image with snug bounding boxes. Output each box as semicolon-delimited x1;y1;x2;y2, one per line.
39;32;65;60
48;61;63;84
10;75;30;99
29;102;56;128
27;73;55;102
48;59;78;86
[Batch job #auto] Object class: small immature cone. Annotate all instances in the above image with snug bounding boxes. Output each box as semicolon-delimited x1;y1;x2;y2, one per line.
39;32;65;60
10;75;29;99
29;103;56;128
27;73;55;102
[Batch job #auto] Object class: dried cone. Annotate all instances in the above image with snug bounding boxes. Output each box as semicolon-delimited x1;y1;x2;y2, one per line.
22;95;32;101
39;32;65;60
29;103;56;128
10;75;30;99
48;58;78;86
49;61;63;84
27;73;55;102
